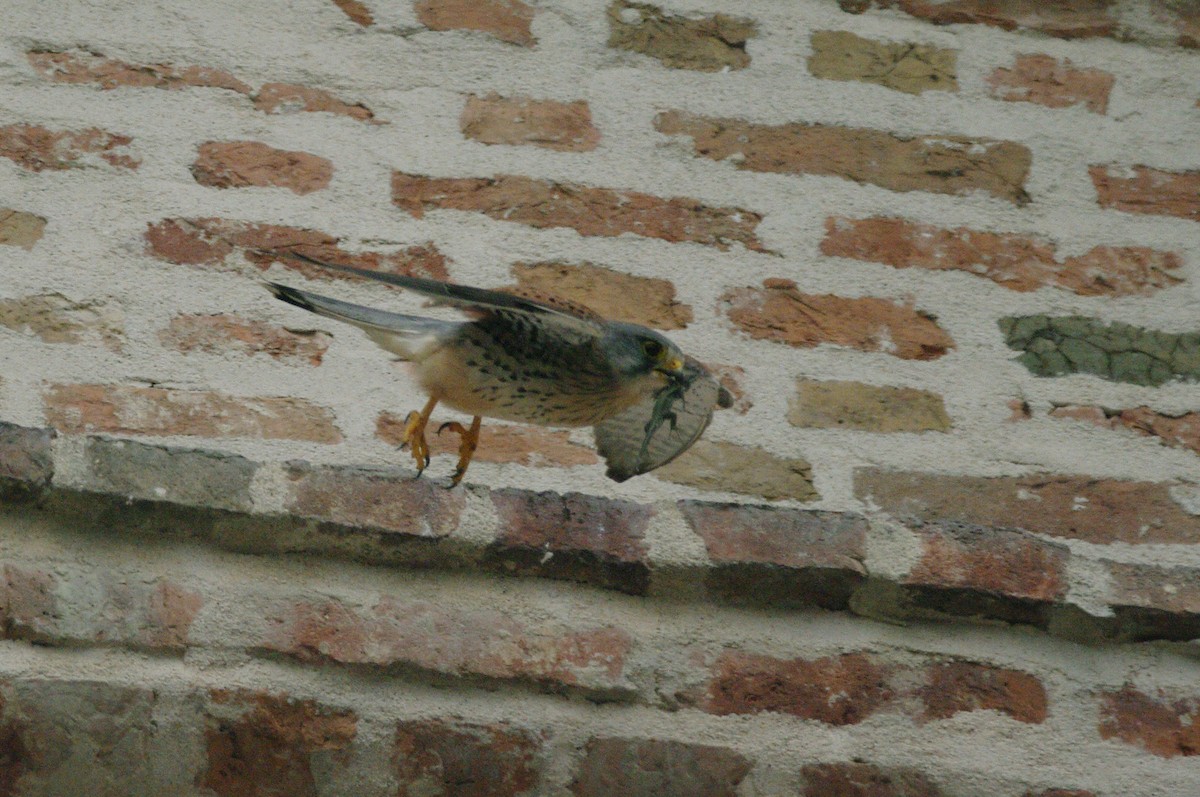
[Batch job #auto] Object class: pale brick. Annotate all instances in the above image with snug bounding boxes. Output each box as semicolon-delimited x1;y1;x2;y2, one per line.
0;209;47;249
789;378;951;432
511;261;691;329
161;314;331;365
607;0;756;72
808;30;957;94
987;54;1113;113
461;93;599;151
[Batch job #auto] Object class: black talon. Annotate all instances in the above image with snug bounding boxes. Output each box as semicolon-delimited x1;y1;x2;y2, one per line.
437;422;454;435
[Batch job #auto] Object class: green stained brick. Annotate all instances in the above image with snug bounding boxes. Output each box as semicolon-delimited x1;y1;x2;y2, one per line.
1059;337;1108;373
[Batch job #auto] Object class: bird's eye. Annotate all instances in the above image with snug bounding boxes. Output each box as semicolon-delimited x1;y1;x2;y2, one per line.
641;339;665;359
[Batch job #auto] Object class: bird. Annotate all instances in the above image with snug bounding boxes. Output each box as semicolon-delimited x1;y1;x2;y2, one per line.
263;251;732;486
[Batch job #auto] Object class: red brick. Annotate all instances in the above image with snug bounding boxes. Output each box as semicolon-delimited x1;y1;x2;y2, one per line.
704;651;894;724
855;468;1200;545
0;124;138;171
26;49;252;93
260;596;633;694
202;690;357;797
1050;404;1200;457
0;691;29;797
283;462;464;537
510;261;691;329
722;279;954;360
921;661;1047;723
682;502;866;572
1025;791;1095;797
656;110;1031;205
0;208;47;249
1090;165;1200;222
888;0;1119;40
331;0;373;25
377;411;598;467
987;54;1113;113
1099;685;1200;757
607;0;756;72
192;141;333;195
0;423;54;490
254;83;378;123
394;719;544;796
1171;4;1200;48
44;383;342;443
161;314;331;365
801;762;943;797
1;565;57;642
570;737;751;797
391;172;768;252
905;520;1067;603
461;93;599;151
415;0;535;46
821;216;1180;296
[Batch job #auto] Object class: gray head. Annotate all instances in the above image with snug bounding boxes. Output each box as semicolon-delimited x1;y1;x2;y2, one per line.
600;321;686;380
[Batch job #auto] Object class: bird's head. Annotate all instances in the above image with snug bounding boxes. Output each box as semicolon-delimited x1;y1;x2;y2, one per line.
602;322;687;384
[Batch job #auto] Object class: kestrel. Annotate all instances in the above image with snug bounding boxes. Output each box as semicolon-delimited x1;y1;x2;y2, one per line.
264;252;731;485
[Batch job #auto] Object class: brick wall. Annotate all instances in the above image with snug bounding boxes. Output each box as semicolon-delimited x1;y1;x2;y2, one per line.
2;0;1199;794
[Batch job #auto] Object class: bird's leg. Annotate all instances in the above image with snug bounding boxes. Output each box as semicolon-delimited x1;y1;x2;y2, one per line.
399;396;438;477
437;415;482;487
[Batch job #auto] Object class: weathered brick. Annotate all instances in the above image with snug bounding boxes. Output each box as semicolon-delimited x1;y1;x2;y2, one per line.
705;651;894;724
0;293;124;351
44;383;342;443
987;54;1112;113
808;30;956;94
487;489;652;594
394;719;544;797
0;209;47;249
283;462;464;537
83;438;256;513
822;216;1180;296
192;141;333;195
415;0;535;46
655;110;1030;205
1172;4;1200;47
331;0;373;26
1025;791;1095;797
607;0;756;72
1099;685;1200;757
0;423;54;492
681;502;866;608
789;378;951;432
0;124;138;171
860;0;1119;40
511;261;691;329
254;82;378;122
461;93;599;152
801;762;943;797
655;440;818;501
921;661;1047;723
377;411;598;468
1;565;57;642
144;217;449;279
1090;165;1200;222
26;49;252;93
392;172;768;252
260;595;633;694
570;737;751;797
1000;315;1200;386
723;279;954;360
161;313;331;365
202;690;357;797
1105;562;1200;641
1050;405;1200;457
856;468;1200;545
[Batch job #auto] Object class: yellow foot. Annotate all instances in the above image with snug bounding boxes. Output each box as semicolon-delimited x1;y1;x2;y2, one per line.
437;416;482;487
399;397;438;477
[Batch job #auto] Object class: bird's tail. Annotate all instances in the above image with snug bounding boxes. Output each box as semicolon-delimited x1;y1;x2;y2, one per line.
266;282;457;361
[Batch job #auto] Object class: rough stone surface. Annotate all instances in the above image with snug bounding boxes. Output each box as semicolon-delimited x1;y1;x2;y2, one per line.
570;737;752;797
800;763;944;797
0;293;124;351
822;216;1180;296
27;49;252;93
1000;315;1200;386
461;93;599;152
987;54;1113;113
191;141;333;195
606;0;756;72
392;172;768;252
0;423;54;490
83;438;256;513
160;313;331;365
0;209;47;249
510;261;691;329
254;83;377;123
808;30;957;94
144;217;449;280
1090;165;1200;222
723;279;955;360
0;124;138;171
856;468;1200;545
921;661;1048;723
789;378;952;433
44;383;342;443
415;0;536;47
655;439;818;501
656;110;1031;205
1099;685;1200;758
394;719;544;797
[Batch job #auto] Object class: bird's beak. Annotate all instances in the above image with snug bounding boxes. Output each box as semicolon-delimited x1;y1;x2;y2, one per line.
655;357;687;383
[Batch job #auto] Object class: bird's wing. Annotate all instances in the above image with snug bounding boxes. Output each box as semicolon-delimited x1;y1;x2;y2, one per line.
265;250;605;334
593;358;734;482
